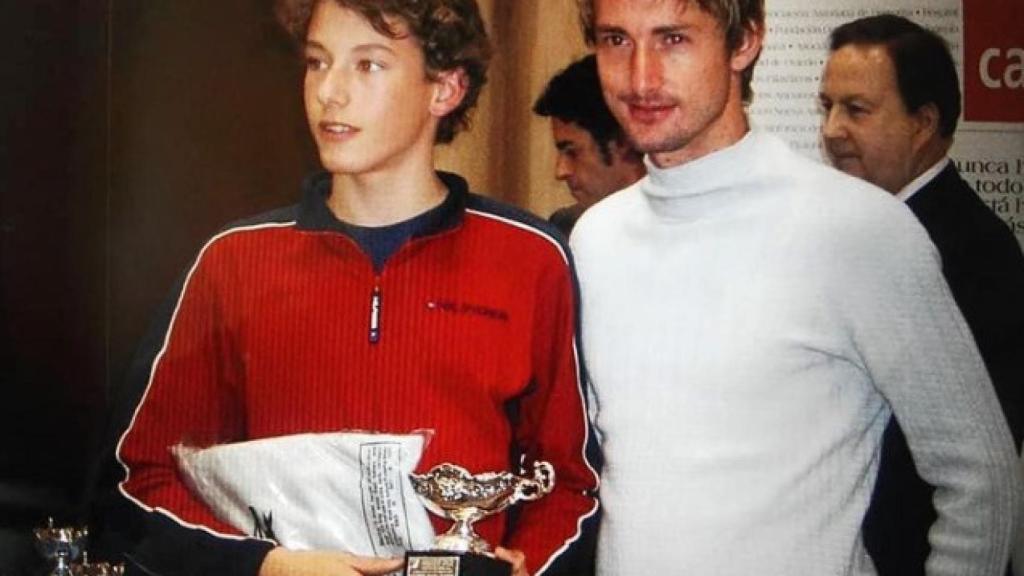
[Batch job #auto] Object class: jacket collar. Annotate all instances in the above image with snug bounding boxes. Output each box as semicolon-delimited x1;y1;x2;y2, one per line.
295;170;468;237
896;157;951;202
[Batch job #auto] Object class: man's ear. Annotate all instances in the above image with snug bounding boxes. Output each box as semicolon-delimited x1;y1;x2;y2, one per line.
911;102;941;148
730;19;764;73
430;67;469;118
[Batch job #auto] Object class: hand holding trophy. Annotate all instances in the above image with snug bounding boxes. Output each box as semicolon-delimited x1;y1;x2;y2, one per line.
405;461;555;576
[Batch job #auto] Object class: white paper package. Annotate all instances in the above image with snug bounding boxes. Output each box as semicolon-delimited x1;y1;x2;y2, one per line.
172;431;436;556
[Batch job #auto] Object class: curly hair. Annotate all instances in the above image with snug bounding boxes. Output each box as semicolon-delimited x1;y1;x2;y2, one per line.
275;0;491;143
577;0;764;104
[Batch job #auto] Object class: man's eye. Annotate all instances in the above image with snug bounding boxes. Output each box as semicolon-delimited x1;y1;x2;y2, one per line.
664;33;686;45
305;56;326;71
847;104;868;117
599;34;628;47
357;60;384;72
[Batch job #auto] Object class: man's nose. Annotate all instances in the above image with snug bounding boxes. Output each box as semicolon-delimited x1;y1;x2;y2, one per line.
631;46;664;96
316;67;351;108
555;156;573;181
821;107;846;141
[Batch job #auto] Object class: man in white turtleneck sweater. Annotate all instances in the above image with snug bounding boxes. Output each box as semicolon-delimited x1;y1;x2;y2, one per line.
819;15;1024;576
572;1;1022;575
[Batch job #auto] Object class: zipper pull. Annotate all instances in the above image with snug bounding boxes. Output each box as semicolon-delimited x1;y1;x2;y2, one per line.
369;283;382;344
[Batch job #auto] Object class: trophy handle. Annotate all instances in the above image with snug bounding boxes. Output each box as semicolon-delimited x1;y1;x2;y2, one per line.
512;461;555;504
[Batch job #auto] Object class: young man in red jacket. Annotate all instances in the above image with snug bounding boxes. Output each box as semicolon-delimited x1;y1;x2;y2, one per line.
96;1;599;574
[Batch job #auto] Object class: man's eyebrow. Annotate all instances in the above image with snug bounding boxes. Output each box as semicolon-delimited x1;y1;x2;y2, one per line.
303;40;327;52
302;40;397;55
593;23;692;36
837;94;870;105
351;42;397;55
653;24;691;35
593;24;627;35
556;140;576;151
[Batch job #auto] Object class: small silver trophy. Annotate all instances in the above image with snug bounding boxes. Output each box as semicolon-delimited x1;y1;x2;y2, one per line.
405;461;555;576
33;519;125;576
34;518;86;576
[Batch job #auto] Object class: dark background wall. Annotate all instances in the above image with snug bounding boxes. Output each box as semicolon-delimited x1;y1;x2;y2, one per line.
1;1;317;571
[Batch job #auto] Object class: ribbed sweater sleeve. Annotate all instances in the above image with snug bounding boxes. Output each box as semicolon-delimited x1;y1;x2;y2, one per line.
111;231;275;575
505;246;600;575
827;194;1023;576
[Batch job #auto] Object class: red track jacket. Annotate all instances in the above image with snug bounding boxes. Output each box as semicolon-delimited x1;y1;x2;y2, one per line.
110;172;600;575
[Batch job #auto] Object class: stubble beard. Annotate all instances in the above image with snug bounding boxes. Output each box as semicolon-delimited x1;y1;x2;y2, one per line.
619;94;736;166
612;93;696;157
626;127;692;156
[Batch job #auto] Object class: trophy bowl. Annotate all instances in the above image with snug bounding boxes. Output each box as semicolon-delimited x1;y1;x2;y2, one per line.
405;461;555;576
33;518;87;576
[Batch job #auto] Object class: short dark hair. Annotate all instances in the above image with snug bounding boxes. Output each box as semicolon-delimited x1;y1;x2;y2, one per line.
275;0;491;144
533;54;626;164
830;14;960;137
577;0;764;104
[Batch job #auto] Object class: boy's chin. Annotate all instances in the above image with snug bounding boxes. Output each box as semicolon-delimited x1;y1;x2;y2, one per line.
318;154;371;176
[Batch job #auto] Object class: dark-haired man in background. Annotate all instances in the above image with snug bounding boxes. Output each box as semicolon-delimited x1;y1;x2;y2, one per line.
820;13;1024;576
533;54;645;236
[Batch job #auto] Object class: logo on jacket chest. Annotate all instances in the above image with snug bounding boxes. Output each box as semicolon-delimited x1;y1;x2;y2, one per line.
426;299;509;322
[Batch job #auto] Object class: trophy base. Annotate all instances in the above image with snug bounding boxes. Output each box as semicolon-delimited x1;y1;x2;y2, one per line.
405;550;511;576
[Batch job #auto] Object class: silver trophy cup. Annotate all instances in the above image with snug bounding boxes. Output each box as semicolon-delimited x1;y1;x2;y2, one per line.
33;519;126;576
34;519;87;576
405;461;555;576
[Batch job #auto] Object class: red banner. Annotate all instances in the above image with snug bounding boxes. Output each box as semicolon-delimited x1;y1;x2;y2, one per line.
963;0;1024;122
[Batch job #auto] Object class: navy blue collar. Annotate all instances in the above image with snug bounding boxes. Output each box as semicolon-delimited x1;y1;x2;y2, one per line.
296;170;469;238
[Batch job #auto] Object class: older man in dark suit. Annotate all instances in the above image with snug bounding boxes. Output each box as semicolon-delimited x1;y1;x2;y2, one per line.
819;13;1024;576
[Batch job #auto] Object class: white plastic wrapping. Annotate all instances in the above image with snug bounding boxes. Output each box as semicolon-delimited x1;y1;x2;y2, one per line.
172;431;436;556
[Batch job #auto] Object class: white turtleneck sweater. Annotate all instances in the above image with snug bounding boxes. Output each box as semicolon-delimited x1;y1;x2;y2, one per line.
571;131;1021;576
